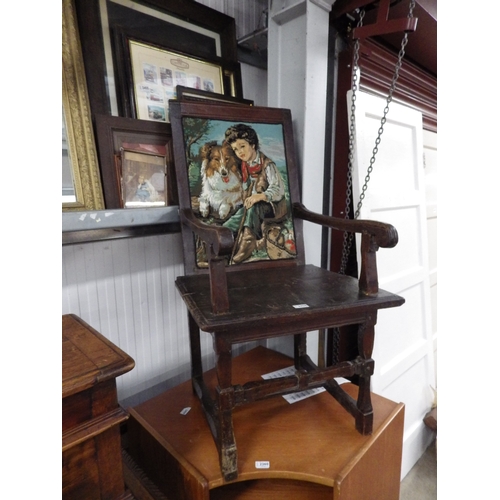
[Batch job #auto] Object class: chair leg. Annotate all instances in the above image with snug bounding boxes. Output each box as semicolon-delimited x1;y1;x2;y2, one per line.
355;375;374;434
213;335;238;482
294;332;308;370
188;313;203;394
355;319;376;435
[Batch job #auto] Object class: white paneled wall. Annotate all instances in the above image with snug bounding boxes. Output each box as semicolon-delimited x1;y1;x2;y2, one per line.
62;233;262;405
63;233;203;404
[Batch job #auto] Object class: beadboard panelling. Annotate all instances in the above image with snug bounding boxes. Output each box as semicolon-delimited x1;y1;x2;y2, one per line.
62;233;262;404
63;233;202;402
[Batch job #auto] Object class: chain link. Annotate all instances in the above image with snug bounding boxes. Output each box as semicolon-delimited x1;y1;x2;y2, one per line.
339;0;415;275
332;0;415;365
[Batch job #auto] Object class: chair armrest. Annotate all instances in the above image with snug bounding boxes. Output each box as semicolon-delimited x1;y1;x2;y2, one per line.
293;202;398;296
179;208;234;314
180;208;234;256
293;202;398;248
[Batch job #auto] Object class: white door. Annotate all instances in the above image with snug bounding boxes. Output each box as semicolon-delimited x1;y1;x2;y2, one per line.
349;90;436;478
423;129;438;383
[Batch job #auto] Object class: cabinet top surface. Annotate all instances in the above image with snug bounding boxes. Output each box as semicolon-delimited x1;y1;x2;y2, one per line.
62;314;135;398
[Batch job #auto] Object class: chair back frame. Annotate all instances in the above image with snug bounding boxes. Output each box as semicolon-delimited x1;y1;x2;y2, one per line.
170;101;307;278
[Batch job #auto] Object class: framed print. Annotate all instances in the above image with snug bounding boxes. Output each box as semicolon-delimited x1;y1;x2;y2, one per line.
74;0;242;120
169;101;302;271
120;149;167;208
94;114;177;208
128;40;224;122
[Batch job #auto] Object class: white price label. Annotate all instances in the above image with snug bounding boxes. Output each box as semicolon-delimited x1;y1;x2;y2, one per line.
255;461;270;469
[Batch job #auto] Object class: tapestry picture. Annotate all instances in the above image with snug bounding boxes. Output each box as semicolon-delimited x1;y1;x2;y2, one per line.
181;117;297;267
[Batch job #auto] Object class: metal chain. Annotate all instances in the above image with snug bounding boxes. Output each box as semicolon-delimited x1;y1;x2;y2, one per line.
331;0;415;366
339;0;415;275
339;9;365;275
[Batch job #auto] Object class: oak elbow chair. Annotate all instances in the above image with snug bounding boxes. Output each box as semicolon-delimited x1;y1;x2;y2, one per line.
169;101;404;482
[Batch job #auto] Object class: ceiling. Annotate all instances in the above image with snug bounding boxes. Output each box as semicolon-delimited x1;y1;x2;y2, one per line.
331;0;437;76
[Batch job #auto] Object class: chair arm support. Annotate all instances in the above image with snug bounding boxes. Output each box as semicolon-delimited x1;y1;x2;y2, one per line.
179;208;234;314
180;208;234;256
293;202;399;295
293;202;398;248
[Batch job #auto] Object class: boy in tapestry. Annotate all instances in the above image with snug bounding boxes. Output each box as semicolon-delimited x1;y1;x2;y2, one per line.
223;123;289;263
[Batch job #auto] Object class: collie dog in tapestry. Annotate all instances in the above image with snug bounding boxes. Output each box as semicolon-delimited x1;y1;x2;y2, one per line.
199;141;243;220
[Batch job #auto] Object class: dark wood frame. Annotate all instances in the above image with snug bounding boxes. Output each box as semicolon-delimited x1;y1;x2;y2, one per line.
175;85;254;106
170;102;305;280
94;114;177;209
74;0;242;121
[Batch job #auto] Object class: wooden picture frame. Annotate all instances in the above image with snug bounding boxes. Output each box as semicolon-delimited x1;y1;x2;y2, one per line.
74;0;242;120
175;85;254;106
119;148;168;208
94;114;177;208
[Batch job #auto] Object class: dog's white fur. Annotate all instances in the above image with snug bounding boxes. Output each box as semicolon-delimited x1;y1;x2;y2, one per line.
199;143;243;219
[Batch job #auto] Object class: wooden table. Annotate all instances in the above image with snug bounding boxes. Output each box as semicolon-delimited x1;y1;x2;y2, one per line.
62;314;135;500
126;346;405;500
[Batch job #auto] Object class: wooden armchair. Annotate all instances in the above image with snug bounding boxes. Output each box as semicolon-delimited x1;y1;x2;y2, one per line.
169;101;405;482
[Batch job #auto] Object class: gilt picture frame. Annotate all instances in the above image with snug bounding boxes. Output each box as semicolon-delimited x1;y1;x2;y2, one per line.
62;0;104;211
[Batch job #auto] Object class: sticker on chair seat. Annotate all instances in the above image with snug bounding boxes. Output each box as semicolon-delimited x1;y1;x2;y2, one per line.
293;303;309;309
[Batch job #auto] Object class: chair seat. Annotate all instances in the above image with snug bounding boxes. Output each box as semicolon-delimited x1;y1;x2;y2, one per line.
176;265;404;339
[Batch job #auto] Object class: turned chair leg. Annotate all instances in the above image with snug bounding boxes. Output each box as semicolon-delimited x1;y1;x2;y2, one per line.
355;318;376;435
214;336;238;481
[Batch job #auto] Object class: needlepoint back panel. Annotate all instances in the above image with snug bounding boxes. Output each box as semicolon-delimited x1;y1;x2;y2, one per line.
171;103;303;271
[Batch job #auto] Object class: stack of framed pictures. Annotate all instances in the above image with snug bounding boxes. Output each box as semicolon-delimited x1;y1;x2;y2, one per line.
74;0;251;210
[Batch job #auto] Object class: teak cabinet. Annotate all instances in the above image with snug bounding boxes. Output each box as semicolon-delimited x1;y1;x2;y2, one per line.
62;314;135;500
127;346;405;500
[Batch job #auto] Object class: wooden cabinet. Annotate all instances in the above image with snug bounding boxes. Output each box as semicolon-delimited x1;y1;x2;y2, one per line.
126;346;405;500
62;314;135;500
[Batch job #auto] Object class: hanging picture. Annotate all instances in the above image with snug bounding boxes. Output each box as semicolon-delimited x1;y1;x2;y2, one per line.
129;40;224;123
